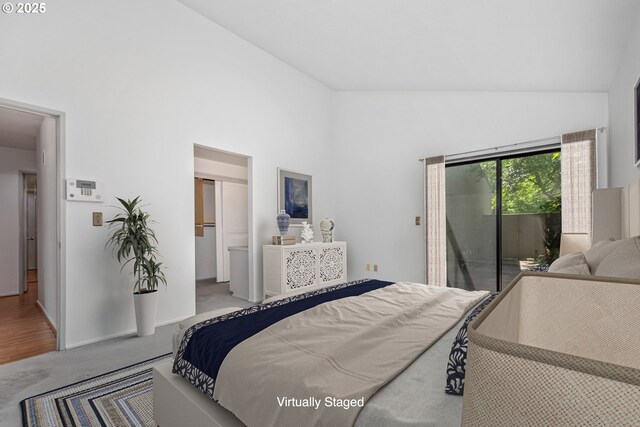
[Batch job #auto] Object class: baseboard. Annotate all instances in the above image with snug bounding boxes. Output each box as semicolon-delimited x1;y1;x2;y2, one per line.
157;315;192;327
0;291;20;298
65;314;192;349
35;300;57;336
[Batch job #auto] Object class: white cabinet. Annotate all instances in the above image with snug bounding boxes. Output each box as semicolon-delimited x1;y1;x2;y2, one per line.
263;242;347;297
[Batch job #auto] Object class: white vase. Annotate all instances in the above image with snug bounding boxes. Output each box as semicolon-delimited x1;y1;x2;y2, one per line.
133;291;158;337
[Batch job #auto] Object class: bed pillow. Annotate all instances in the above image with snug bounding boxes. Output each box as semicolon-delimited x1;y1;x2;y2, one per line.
595;237;640;279
445;292;499;396
548;252;589;273
584;238;622;273
551;263;592;276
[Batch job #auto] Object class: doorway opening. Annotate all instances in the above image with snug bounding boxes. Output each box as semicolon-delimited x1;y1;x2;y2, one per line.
0;100;64;363
446;150;561;292
193;145;255;315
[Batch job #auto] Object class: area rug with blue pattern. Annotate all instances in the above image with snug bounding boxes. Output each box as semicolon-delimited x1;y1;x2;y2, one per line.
21;353;171;427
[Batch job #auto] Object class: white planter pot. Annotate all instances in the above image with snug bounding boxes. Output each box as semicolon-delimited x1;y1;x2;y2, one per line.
133;291;158;337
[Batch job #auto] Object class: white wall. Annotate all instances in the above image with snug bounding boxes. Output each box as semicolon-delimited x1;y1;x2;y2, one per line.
333;92;608;284
0;0;334;347
36;117;57;326
218;181;249;283
0;146;36;296
608;7;640;187
1;0;613;347
195;182;216;280
195;227;216;280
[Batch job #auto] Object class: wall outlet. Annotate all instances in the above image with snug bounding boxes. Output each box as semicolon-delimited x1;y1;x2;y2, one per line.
93;212;103;226
366;263;371;272
373;264;378;272
415;216;421;225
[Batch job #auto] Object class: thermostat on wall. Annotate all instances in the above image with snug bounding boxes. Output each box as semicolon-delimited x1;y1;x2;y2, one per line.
66;179;103;202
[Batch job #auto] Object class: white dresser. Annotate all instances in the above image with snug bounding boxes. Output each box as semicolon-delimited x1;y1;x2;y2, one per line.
263;241;347;297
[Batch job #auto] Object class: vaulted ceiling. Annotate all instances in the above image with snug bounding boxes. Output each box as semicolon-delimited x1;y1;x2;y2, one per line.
178;0;640;92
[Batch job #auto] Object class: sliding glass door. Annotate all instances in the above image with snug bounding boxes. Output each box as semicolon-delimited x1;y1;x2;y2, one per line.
445;161;497;292
446;151;561;292
500;153;562;285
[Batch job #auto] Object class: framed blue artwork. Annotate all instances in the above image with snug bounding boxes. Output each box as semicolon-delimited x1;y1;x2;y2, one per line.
277;168;312;225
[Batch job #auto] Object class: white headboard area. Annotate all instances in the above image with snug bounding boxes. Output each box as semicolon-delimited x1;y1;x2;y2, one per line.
592;178;640;242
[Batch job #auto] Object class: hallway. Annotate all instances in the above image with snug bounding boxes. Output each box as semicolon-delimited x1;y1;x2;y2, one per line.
0;270;56;364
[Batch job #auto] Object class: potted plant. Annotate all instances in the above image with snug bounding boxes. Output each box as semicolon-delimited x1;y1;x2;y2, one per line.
106;196;167;336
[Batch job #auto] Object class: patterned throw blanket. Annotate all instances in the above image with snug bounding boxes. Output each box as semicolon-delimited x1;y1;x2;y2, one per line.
173;279;393;396
174;279;487;427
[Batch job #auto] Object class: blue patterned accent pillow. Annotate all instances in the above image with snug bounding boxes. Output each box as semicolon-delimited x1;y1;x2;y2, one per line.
445;292;499;395
530;264;549;272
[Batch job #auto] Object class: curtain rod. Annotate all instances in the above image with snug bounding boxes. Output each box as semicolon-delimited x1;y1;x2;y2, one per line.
418;127;606;162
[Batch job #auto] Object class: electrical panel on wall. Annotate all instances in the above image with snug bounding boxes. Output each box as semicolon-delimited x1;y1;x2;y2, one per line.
66;179;104;202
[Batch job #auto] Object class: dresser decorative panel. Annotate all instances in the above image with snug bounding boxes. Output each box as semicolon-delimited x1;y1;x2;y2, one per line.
263;242;347;298
285;249;316;289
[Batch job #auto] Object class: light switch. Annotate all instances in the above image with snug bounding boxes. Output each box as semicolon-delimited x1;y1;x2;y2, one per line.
93;212;103;226
373;264;378;272
415;216;421;225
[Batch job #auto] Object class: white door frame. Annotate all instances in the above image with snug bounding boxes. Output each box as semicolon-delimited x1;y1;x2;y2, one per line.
193;144;255;302
0;97;66;351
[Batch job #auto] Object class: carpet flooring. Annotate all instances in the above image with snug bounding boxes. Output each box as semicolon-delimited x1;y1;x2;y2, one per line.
21;353;172;427
196;280;255;314
0;323;176;426
1;282;256;426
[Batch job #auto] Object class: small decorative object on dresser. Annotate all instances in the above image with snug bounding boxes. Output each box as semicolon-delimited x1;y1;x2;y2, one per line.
320;218;335;243
263;241;347;297
272;235;296;245
276;209;290;235
300;221;314;243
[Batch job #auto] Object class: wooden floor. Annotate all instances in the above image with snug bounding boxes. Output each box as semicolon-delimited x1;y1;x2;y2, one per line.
0;270;57;364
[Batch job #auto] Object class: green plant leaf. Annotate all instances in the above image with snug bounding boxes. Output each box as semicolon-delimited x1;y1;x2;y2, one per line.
105;196;167;293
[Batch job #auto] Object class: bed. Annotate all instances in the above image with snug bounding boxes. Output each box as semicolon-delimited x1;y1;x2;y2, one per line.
461;178;640;426
154;280;489;427
462;272;640;426
155;178;640;427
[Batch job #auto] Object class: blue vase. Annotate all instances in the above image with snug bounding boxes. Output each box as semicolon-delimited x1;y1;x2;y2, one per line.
277;210;290;236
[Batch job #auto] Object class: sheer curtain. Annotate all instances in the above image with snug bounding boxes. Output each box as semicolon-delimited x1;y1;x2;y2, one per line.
424;155;446;286
561;129;597;236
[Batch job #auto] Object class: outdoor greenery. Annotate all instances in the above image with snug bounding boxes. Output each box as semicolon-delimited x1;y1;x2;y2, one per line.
106;197;167;294
479;152;561;214
540;212;561;265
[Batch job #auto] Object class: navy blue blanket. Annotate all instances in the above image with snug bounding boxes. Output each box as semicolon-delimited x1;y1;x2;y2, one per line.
173;279;393;398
